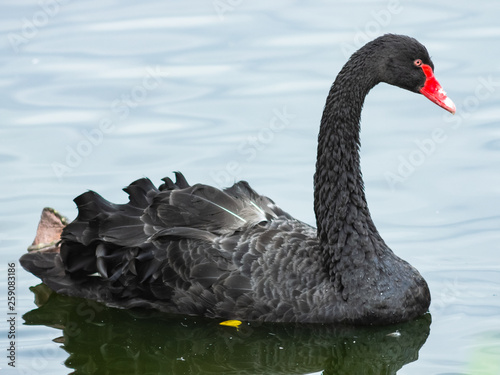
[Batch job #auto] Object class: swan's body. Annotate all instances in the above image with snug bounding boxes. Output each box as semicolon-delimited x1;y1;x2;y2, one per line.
21;34;455;325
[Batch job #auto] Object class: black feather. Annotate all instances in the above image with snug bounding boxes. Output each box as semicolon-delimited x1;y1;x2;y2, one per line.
20;34;439;324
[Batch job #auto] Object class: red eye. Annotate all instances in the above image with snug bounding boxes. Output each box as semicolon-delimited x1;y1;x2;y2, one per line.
414;59;422;67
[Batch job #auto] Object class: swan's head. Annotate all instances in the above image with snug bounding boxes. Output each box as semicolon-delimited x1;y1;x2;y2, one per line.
369;34;456;114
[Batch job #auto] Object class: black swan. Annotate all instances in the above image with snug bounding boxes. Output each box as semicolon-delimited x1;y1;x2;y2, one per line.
21;34;455;325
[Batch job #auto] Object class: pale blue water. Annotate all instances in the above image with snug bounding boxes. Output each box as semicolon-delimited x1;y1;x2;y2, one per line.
1;0;500;374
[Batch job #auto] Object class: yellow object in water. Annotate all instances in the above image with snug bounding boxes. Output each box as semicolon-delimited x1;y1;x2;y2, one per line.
219;320;242;328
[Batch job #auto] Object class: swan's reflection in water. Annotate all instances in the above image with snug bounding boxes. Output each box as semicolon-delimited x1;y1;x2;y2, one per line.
24;284;431;375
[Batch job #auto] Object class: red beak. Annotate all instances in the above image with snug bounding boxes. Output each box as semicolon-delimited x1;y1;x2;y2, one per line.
419;64;456;114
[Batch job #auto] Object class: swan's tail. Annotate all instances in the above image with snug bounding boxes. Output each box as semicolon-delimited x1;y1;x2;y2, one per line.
20;173;288;302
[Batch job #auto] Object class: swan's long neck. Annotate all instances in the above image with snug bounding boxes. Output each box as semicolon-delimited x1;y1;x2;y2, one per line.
314;55;382;282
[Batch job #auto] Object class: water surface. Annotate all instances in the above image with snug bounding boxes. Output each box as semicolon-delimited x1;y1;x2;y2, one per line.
1;1;499;374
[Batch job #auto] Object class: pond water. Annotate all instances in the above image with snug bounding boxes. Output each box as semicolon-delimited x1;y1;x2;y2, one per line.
1;0;500;374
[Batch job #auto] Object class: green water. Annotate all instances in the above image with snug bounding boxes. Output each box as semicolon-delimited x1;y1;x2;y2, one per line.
24;285;431;374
